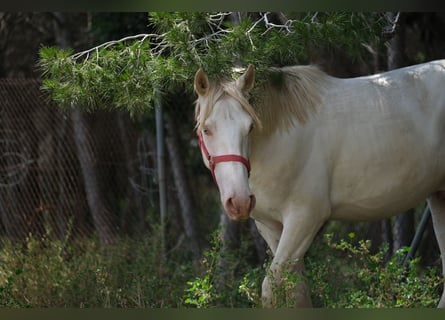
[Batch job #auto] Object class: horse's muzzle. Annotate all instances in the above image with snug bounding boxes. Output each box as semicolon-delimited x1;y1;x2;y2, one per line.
224;194;256;221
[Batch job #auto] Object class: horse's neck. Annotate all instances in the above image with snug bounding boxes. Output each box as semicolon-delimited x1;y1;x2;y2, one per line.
250;125;312;169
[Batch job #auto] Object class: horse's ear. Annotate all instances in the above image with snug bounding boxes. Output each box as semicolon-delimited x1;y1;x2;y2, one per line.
236;64;255;93
194;68;210;96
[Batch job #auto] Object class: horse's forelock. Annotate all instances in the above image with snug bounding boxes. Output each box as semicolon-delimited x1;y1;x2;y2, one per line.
194;80;262;132
222;82;262;130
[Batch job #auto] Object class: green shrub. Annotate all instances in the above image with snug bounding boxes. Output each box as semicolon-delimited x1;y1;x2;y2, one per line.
306;233;443;308
182;229;443;308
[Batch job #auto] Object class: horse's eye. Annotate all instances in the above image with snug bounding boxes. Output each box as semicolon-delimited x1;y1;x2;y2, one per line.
249;123;254;133
203;127;210;135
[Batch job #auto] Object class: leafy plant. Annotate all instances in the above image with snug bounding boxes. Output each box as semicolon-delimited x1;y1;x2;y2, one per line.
183;231;221;308
306;232;443;308
238;266;264;306
183;227;264;308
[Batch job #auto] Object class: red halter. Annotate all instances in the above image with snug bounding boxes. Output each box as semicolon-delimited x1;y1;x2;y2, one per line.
198;131;251;186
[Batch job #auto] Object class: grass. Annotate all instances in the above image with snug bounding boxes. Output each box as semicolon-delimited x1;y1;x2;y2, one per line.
0;229;192;307
0;226;442;308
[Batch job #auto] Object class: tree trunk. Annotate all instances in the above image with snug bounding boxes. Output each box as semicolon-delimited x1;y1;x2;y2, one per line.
215;211;241;294
116;112;147;236
165;116;201;257
215;212;268;294
392;209;415;253
381;219;393;262
71;109;115;244
52;13;115;245
249;219;268;263
387;13;407;70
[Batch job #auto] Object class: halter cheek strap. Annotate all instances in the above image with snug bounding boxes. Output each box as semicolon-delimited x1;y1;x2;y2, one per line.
198;132;251;186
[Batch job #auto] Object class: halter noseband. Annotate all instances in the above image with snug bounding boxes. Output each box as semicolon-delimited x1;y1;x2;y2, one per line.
198;131;251;186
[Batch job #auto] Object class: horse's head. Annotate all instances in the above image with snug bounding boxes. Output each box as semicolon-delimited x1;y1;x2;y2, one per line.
194;65;259;221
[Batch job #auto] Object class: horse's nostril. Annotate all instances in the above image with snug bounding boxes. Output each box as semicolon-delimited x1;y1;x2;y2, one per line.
224;195;255;220
249;194;256;211
227;197;233;208
225;197;238;215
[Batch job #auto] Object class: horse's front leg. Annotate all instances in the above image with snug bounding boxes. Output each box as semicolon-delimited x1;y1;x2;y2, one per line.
262;255;311;308
261;204;329;308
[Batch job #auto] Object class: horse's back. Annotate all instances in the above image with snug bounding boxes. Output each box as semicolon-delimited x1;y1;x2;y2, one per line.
321;60;445;220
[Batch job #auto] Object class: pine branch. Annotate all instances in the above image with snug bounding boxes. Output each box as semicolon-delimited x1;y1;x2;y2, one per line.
71;33;163;61
38;12;390;115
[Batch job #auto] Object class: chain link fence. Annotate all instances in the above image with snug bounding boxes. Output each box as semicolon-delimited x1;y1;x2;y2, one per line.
0;78;164;245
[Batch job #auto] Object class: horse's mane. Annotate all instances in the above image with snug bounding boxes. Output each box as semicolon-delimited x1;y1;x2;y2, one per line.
255;65;331;134
195;65;331;135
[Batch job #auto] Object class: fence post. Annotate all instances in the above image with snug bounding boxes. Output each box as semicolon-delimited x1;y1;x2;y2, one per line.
403;206;431;267
155;92;167;262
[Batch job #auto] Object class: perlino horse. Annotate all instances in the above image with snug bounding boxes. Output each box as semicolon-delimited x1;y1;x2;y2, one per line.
194;61;445;307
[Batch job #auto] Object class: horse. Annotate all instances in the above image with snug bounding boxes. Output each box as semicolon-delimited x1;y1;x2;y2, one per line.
193;60;445;307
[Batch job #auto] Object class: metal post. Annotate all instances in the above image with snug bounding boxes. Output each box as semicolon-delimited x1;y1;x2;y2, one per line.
155;92;167;262
403;206;431;267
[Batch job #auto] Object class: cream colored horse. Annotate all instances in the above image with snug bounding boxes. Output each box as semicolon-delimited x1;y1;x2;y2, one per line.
194;60;445;307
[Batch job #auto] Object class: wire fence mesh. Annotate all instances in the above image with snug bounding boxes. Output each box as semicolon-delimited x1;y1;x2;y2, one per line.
0;78;163;245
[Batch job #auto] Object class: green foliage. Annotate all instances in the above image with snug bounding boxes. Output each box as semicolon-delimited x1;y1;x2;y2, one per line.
238;267;264;306
0;225;193;307
306;233;443;308
183;227;264;308
183;230;221;308
182;229;443;308
184;274;216;308
39;12;389;115
39;41;159;116
0;226;441;308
